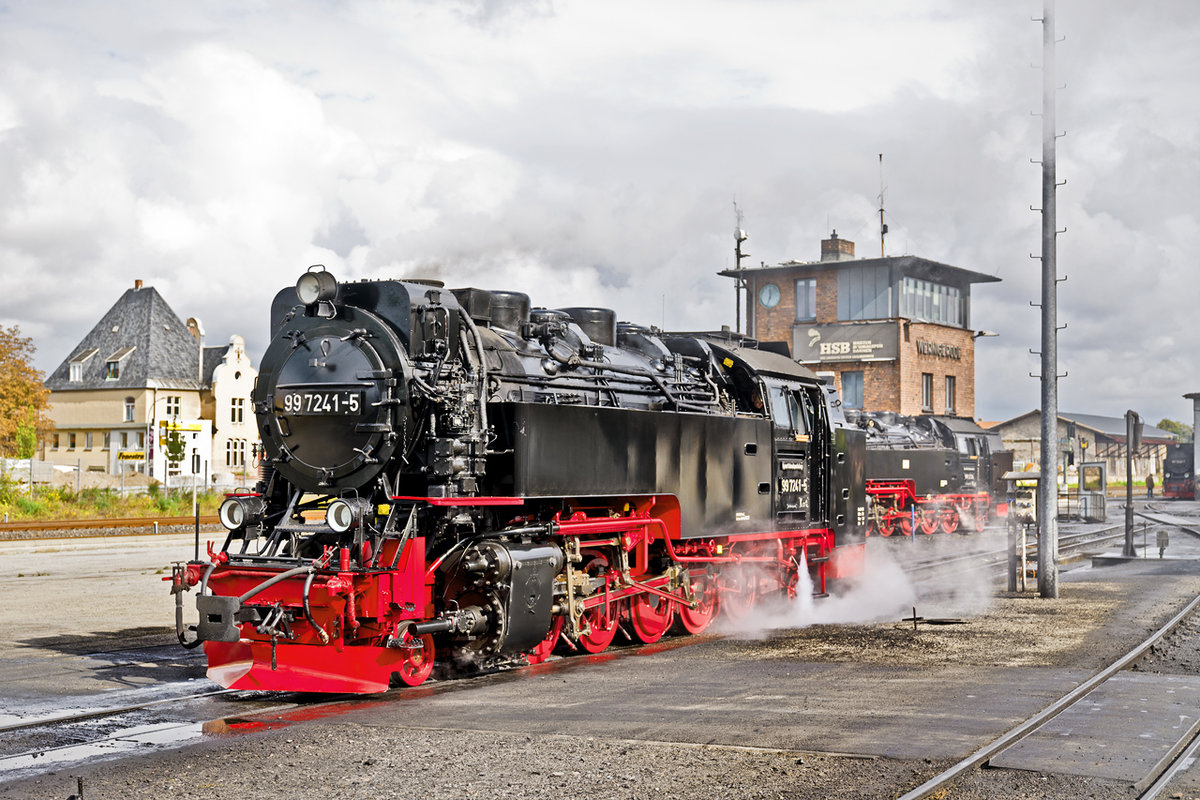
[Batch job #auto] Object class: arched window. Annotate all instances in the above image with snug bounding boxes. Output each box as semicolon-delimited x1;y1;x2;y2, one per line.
123;397;135;423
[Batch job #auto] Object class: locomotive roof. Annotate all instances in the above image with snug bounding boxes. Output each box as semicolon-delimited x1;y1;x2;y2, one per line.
702;337;818;381
930;415;994;435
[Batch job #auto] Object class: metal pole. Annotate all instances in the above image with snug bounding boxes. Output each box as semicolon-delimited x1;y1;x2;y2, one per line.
1124;410;1136;557
1007;513;1017;592
1037;0;1060;598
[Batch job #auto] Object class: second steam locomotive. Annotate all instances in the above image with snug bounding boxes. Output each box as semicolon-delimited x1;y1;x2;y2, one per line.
849;411;1011;537
172;268;867;693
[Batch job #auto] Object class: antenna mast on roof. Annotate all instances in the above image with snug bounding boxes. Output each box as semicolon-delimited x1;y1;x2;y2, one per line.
733;201;750;334
878;154;888;258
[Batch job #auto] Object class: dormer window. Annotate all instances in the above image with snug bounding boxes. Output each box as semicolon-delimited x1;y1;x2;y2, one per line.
104;346;136;381
69;348;98;382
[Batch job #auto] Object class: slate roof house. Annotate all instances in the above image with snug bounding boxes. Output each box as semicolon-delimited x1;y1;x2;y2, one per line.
988;410;1175;485
43;280;258;485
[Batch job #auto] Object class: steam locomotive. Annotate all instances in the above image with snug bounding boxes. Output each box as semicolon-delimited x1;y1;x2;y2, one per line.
1163;443;1195;499
171;268;866;693
846;411;1011;536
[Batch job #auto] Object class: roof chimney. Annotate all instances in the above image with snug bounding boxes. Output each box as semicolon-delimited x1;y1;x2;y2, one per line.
134;279;143;290
820;230;855;262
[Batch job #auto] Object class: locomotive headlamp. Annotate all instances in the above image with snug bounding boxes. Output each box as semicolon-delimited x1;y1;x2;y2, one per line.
218;495;266;531
296;266;338;305
326;497;373;533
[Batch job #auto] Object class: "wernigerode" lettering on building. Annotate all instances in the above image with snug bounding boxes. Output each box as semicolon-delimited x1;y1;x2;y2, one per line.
915;340;962;360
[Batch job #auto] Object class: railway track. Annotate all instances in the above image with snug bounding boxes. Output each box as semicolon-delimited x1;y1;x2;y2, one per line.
896;586;1200;799
0;515;220;537
897;520;1163;585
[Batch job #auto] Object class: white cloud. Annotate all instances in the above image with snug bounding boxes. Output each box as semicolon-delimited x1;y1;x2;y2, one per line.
0;0;1198;426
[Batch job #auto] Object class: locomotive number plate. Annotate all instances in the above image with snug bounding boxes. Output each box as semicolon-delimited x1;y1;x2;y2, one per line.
279;390;363;415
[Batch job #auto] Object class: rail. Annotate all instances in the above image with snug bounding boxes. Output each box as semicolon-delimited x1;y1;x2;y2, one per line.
0;515;220;533
896;590;1200;800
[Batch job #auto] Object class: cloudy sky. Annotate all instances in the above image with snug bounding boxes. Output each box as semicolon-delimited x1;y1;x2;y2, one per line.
2;0;1197;425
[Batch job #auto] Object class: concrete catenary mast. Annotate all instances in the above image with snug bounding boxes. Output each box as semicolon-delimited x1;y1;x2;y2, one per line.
1036;0;1062;599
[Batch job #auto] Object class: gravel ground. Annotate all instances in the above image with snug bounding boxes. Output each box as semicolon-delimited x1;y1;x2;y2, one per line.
6;522;1200;800
10;571;1200;799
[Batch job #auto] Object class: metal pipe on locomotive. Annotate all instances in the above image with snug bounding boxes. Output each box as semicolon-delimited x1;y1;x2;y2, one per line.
170;268;866;693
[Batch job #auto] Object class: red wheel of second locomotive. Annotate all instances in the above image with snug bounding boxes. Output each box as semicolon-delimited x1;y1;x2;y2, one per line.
395;633;435;687
676;571;718;634
918;509;939;535
938;509;959;534
629;591;675;644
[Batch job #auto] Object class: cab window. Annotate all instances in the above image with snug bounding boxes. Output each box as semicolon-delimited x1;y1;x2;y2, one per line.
766;383;810;434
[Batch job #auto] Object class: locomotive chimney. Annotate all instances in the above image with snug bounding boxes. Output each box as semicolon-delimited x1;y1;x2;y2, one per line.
820;231;855;262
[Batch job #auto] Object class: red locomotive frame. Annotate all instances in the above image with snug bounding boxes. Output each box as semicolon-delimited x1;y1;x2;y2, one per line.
173;494;863;694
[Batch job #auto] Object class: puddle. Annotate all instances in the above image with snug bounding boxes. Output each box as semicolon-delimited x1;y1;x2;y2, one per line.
0;721;204;780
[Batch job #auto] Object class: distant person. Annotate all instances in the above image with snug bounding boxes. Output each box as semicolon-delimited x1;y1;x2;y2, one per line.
1146;473;1155;498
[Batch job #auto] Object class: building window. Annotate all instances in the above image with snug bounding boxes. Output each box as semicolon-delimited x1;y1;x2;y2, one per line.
52;433;60;450
120;432;129;448
921;373;933;412
68;432;77;450
85;432;94;450
103;432;111;450
794;278;817;322
136;431;145;448
901;277;964;327
837;265;891;321
166;396;181;418
68;348;97;382
945;376;956;415
124;397;135;423
231;398;245;424
842;371;864;410
226;439;247;468
103;346;136;381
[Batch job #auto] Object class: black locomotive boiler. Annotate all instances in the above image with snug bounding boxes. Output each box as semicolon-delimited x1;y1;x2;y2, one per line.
171;268;866;693
847;411;1011;536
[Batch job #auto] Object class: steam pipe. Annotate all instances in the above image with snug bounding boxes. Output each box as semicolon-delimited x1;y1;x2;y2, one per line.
456;308;490;438
302;570;330;644
174;587;203;649
237;565;313;604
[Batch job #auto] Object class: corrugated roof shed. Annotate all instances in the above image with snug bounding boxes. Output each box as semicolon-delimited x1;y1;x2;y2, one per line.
46;283;204;391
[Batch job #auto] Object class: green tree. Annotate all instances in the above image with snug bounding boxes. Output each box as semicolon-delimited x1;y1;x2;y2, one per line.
164;417;187;470
0;325;53;457
14;418;37;459
1157;418;1194;444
